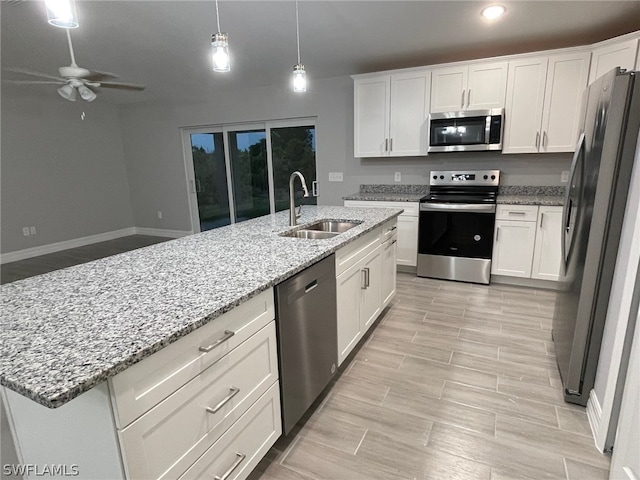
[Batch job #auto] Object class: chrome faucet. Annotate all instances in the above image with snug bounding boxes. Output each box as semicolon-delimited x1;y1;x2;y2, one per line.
289;171;310;226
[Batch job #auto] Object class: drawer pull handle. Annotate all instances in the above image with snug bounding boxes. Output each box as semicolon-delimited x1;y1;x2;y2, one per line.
391;239;397;246
199;330;235;353
508;211;526;216
206;386;240;414
387;226;397;233
214;452;246;480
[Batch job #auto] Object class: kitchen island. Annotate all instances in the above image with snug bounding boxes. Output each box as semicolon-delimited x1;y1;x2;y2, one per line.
1;206;401;480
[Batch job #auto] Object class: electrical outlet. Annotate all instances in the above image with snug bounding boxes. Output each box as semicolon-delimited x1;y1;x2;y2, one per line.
30;226;37;235
22;227;30;237
157;211;163;219
561;171;570;182
394;172;401;182
328;172;343;182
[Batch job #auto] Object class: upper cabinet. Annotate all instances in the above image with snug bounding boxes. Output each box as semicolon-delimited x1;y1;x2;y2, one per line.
430;62;507;113
502;52;590;154
353;70;430;157
589;38;639;84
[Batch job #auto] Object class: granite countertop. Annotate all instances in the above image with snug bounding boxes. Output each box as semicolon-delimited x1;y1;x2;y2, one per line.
0;206;401;408
496;186;565;206
343;184;429;202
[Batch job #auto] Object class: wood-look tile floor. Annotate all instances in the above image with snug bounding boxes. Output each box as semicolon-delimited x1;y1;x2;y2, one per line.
249;273;610;480
1;235;171;284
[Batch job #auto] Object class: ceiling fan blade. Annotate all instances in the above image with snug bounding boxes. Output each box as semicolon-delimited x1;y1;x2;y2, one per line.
4;80;66;85
98;82;146;91
4;67;66;82
85;70;120;82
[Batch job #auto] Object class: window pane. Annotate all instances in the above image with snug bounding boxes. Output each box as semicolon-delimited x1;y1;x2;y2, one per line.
228;130;269;222
190;133;231;231
271;126;317;212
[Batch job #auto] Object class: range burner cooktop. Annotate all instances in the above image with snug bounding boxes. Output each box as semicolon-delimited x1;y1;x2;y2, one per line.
422;170;500;205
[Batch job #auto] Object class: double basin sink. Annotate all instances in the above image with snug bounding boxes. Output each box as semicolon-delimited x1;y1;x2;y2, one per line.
281;220;362;239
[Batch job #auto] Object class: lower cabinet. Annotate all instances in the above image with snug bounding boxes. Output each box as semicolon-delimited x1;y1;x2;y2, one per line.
344;200;418;267
491;204;563;281
336;219;397;366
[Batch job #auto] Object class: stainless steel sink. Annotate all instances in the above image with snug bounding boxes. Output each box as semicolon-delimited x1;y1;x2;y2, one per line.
305;220;361;233
286;230;339;240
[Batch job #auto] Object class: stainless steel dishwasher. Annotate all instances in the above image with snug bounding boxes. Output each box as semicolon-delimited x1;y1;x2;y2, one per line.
275;254;337;435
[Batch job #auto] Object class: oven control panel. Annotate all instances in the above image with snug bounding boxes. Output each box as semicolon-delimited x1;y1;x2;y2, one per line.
429;170;500;187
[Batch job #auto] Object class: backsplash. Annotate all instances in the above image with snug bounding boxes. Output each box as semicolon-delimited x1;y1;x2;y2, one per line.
359;184;430;194
499;186;565;196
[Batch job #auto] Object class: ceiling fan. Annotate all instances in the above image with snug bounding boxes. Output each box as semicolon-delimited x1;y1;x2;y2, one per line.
4;29;145;102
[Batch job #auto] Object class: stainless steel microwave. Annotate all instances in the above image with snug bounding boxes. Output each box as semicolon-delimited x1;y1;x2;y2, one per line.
428;108;504;152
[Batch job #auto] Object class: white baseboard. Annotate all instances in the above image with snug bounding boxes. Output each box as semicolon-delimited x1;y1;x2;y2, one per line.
1;227;193;264
587;389;604;451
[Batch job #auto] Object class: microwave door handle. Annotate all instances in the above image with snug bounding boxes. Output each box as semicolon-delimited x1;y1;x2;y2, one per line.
485;115;491;144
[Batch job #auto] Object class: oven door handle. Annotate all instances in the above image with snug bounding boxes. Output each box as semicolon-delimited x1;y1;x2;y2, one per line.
420;203;496;213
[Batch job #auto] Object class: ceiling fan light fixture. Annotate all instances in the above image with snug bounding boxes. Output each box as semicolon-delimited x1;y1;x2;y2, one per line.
293;64;306;93
45;0;79;28
78;85;97;102
481;4;506;20
211;32;230;72
57;84;77;101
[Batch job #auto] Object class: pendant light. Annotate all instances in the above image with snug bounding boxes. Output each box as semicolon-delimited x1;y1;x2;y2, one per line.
293;0;306;92
45;0;79;28
211;0;230;72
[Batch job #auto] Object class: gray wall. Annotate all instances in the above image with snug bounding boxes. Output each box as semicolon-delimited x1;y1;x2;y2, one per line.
119;74;570;233
1;91;134;254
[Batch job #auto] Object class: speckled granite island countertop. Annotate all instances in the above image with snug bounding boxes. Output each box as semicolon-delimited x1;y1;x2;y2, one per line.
0;206;401;408
343;184;429;202
497;186;565;206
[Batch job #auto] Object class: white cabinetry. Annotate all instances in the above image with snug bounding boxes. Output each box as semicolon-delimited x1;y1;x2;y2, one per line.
531;206;563;281
335;220;396;365
589;37;639;84
430;62;507;113
492;205;563;281
380;232;398;308
344;200;418;267
503;52;590;154
3;289;281;480
354;71;430;157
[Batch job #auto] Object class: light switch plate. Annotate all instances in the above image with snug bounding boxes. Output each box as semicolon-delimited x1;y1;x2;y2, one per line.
561;171;569;182
394;172;401;182
328;172;343;182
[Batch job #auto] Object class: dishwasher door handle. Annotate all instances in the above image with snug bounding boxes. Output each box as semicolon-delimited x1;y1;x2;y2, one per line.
305;280;318;293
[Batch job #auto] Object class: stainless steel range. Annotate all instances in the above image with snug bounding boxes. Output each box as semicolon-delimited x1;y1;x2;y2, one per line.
417;170;499;284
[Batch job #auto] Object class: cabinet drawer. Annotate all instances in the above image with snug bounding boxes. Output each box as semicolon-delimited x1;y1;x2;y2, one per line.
344;200;419;217
335;227;381;276
178;382;281;480
381;218;398;243
110;289;275;428
119;322;279;480
496;204;538;221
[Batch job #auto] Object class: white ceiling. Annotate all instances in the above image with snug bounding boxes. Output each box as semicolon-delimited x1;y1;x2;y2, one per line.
2;1;639;105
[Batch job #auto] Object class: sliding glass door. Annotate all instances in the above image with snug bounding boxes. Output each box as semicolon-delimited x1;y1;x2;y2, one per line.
184;118;317;233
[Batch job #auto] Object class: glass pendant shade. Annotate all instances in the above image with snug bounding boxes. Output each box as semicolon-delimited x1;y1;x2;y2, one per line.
211;33;230;72
293;64;306;93
78;85;97;102
45;0;79;28
57;84;77;101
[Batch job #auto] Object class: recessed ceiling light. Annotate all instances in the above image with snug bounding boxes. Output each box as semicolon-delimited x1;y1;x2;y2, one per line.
481;5;506;20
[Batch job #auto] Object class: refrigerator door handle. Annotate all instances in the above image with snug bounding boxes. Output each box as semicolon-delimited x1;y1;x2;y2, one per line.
561;132;586;271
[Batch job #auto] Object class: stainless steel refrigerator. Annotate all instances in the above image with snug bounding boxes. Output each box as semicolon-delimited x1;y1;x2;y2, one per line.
553;68;640;407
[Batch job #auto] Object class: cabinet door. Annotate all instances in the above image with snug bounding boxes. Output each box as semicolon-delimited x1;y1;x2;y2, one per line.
430;66;467;113
389;71;430;156
381;236;398;309
589;38;639;84
396;215;418;267
360;247;381;333
336;263;364;366
531;206;563;281
502;57;548;154
467;62;508;110
491;220;536;277
540;52;590;153
354;76;390;157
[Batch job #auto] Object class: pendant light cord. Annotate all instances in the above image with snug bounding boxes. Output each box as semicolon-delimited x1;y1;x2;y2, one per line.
295;0;301;64
215;0;221;32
